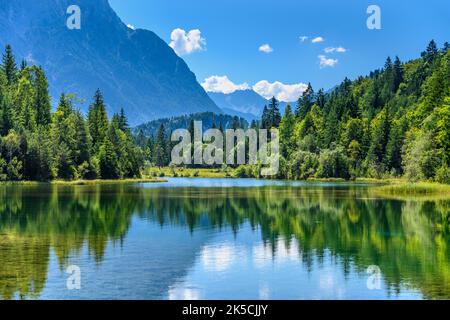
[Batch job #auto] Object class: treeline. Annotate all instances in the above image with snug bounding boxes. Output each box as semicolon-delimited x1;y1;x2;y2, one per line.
134;112;248;137
242;40;449;182
134;112;248;167
0;45;143;181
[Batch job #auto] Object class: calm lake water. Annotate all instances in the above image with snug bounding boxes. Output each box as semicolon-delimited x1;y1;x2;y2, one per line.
0;178;449;300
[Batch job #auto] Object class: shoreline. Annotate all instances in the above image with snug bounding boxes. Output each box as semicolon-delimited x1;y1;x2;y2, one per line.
1;174;449;198
0;178;167;186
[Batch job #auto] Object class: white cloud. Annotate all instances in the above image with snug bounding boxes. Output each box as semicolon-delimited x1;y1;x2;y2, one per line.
311;36;325;43
299;36;308;43
324;46;347;53
201;75;250;94
169;28;206;56
259;44;273;53
318;55;338;68
168;287;201;300
253;80;308;102
126;24;136;30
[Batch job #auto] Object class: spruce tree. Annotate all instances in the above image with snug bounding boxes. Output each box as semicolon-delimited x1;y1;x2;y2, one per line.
73;110;91;166
118;107;130;132
267;97;281;128
87;89;109;152
0;95;13;136
34;67;52;126
154;123;167;167
316;89;326;109
296;83;314;119
393;56;404;92
261;106;269;129
279;105;295;158
1;45;18;86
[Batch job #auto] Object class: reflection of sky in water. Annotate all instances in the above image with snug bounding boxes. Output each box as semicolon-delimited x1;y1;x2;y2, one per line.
167;223;423;300
4;178;439;300
140;178;372;188
34;218;423;300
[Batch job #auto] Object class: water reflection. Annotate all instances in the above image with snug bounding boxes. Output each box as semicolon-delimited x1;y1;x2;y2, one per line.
0;182;449;299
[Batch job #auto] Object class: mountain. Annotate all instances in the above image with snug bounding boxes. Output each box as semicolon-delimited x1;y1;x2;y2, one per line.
0;0;221;125
208;89;267;120
208;89;294;121
134;112;249;138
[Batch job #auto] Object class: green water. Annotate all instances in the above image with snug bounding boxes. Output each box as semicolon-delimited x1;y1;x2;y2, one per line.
0;178;449;300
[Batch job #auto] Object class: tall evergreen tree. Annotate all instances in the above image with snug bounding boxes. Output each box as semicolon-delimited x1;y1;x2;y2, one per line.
1;45;18;86
261;105;269;129
33;67;52;126
267;97;281;128
296;83;314;119
154;123;167;167
393;56;404;92
73;110;91;166
0;95;13;136
118;107;130;133
422;39;438;63
87;89;109;152
279;105;295;158
316;89;326;109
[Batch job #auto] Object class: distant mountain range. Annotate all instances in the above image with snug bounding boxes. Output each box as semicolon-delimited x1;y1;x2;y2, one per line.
0;0;220;125
208;90;294;121
134;112;248;137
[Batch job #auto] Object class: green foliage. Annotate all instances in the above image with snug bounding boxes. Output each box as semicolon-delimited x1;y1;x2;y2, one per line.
0;45;144;181
153;123;168;167
316;147;350;179
264;40;450;183
261;97;281;129
1;45;17;86
88;89;109;152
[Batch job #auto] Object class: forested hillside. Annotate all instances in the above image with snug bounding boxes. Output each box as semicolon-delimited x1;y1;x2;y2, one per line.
134;112;248;167
255;40;450;182
0;45;143;181
0;0;220;125
134;112;248;138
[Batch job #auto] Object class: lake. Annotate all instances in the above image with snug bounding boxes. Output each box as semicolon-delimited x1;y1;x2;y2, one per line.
0;178;449;300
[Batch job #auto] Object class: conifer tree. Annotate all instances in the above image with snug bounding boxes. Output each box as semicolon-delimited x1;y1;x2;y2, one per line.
267;97;281;128
1;45;18;86
296;83;314;119
34;67;52;126
87;89;109;152
154;123;167;167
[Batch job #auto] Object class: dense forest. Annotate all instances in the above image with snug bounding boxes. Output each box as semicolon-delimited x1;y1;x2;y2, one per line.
134;112;249;168
1;40;449;183
1;185;448;299
136;40;450;183
238;40;450;182
134;112;247;143
0;45;144;181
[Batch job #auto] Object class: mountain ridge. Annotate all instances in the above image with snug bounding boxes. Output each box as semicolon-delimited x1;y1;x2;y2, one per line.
208;89;294;120
0;0;221;125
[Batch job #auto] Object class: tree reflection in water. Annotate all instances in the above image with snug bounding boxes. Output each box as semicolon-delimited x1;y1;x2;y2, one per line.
0;183;448;299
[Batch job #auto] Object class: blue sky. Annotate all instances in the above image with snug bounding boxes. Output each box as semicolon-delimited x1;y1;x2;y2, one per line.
109;0;450;101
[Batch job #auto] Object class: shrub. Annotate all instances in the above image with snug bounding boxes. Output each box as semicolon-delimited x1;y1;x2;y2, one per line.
316;147;350;179
435;164;450;184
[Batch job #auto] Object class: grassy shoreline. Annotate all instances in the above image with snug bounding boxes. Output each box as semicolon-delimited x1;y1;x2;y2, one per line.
372;181;450;199
0;178;167;186
1;171;449;198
